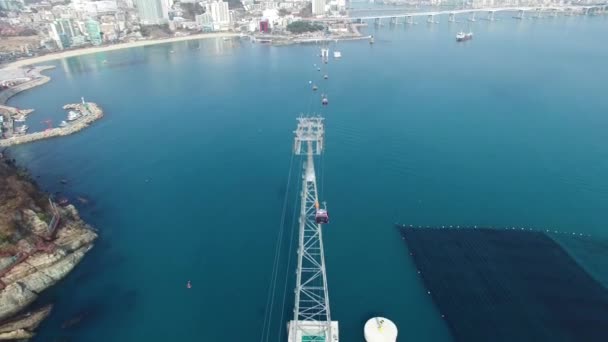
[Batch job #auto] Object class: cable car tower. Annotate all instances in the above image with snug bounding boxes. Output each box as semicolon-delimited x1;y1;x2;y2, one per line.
288;116;339;342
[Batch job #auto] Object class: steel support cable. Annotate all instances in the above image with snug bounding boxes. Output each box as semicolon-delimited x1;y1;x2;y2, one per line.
276;156;304;341
260;151;296;342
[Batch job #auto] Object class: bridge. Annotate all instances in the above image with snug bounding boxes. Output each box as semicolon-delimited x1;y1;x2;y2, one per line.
336;4;608;23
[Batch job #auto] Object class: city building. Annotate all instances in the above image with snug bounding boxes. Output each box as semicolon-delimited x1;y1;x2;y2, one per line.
86;19;103;45
312;0;325;16
205;1;230;30
260;19;269;33
100;23;117;41
0;0;23;11
336;0;346;11
134;0;170;25
48;19;82;49
195;13;214;31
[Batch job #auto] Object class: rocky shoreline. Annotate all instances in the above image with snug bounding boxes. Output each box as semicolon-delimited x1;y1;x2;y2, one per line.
0;154;97;340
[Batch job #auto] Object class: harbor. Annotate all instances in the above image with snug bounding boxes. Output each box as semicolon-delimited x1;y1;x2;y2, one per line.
0;100;103;147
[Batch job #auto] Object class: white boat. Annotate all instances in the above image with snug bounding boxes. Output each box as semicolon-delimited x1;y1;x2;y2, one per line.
15;125;28;133
14;115;26;122
59;120;68;127
333;51;342;58
67;111;81;121
456;31;473;42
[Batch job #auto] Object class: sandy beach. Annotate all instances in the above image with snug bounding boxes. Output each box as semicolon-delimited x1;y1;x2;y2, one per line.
2;32;240;70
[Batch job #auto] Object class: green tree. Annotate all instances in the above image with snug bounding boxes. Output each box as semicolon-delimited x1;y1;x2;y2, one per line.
286;21;324;34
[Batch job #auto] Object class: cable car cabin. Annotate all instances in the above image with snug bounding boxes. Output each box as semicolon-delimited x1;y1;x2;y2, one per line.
315;209;329;224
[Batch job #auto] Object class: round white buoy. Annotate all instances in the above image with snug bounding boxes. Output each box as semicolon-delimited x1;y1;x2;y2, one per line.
364;317;398;342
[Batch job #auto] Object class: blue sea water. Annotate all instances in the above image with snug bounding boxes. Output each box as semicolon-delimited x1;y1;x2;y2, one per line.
6;14;608;342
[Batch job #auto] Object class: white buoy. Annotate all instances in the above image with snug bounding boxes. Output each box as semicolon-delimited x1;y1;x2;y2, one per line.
364;317;398;342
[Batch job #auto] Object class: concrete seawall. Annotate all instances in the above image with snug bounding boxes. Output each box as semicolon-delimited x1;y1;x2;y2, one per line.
0;102;103;147
0;66;55;105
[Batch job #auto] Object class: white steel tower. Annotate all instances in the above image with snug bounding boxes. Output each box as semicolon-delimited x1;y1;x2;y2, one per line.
288;116;339;342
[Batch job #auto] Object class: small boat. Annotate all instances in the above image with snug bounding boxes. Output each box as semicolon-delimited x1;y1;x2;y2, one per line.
333;51;342;58
324;75;328;80
58;197;69;206
14;115;26;122
169;50;175;54
59;120;68;127
370;35;375;44
312;85;318;91
222;37;231;41
187;280;192;289
456;31;473;42
67;111;81;121
15;125;28;133
317;67;321;71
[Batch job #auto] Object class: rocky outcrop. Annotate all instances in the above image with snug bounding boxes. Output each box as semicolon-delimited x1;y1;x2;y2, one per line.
0;155;97;339
0;305;52;340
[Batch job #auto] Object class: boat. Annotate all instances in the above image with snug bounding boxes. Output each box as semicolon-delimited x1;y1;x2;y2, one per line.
15;125;28;134
370;35;375;44
312;85;318;91
59;120;68;127
222;37;231;41
324;75;328;80
67;111;81;121
322;95;328;106
14;115;26;122
456;31;473;42
333;51;342;59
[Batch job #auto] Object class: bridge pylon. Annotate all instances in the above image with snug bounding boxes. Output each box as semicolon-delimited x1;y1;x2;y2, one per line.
289;116;338;342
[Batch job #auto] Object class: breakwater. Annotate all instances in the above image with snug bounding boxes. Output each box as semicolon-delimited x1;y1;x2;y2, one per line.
0;102;103;147
0;66;54;105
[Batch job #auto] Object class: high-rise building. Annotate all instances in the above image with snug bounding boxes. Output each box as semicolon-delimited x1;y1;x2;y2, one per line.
49;19;80;49
86;19;103;46
0;0;23;11
336;0;346;11
195;13;213;30
205;1;230;25
312;0;325;16
135;0;168;25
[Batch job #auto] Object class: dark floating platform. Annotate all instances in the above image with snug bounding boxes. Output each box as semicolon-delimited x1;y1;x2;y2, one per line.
398;226;608;342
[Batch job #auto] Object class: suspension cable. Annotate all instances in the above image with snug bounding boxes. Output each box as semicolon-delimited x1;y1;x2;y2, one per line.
260;151;295;342
276;156;304;341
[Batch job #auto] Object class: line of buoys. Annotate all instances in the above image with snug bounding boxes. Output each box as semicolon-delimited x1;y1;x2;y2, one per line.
396;223;593;238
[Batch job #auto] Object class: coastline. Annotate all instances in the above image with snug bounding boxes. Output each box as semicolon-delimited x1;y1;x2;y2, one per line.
0;155;98;339
2;32;240;70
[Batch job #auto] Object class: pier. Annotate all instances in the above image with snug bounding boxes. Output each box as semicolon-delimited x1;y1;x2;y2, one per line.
0;101;103;147
0;66;54;105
